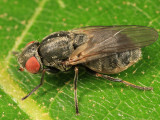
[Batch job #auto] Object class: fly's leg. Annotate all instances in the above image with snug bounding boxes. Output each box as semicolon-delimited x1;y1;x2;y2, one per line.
74;67;79;115
22;69;46;100
62;61;79;114
96;73;153;90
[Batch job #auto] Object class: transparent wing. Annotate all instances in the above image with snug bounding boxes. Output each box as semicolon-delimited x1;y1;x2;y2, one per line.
68;26;158;65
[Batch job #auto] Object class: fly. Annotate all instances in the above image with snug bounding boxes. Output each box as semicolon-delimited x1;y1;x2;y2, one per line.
17;25;158;114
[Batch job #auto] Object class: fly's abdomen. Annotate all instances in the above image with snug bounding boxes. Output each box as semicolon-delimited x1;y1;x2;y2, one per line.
84;49;141;74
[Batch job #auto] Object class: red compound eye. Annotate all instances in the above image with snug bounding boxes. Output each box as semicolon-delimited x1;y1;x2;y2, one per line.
25;57;40;74
27;41;35;46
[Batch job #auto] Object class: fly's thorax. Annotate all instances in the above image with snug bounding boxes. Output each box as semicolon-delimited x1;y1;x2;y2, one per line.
38;31;75;71
18;41;43;73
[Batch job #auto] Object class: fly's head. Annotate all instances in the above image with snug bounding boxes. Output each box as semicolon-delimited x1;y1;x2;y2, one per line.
18;41;43;74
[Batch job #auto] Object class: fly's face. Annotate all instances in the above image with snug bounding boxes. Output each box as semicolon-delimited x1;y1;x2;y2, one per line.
18;41;43;74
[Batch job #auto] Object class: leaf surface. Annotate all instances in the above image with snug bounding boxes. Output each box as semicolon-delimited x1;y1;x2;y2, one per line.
0;0;160;119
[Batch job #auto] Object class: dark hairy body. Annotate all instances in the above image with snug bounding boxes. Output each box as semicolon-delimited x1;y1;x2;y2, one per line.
38;31;141;74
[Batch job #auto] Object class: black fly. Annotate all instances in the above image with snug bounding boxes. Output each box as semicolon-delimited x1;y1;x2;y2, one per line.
17;25;158;114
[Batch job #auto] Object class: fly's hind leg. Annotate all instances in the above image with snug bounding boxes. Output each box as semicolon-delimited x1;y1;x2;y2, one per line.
86;68;153;90
96;73;153;90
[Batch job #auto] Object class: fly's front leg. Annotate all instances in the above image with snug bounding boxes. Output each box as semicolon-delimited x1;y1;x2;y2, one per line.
22;67;58;100
96;73;153;90
22;69;46;100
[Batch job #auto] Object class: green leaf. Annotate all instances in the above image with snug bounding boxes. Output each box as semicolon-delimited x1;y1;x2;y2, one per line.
0;0;160;119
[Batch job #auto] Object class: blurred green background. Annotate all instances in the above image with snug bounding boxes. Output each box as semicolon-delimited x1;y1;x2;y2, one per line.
0;0;160;120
